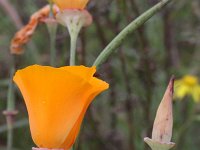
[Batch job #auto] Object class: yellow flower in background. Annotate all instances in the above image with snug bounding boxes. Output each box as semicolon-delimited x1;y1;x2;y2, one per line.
13;65;109;149
52;0;89;10
174;75;200;102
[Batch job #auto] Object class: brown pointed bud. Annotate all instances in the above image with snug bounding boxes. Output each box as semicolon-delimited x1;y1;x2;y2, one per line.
152;76;174;143
144;76;175;150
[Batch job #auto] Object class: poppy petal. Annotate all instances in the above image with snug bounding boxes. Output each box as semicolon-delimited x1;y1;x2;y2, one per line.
13;65;108;149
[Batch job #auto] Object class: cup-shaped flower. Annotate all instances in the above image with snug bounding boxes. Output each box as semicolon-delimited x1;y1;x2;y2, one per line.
13;65;109;149
52;0;89;10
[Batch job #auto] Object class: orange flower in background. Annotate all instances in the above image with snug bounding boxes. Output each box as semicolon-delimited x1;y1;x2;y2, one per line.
13;65;109;149
52;0;89;10
10;5;59;54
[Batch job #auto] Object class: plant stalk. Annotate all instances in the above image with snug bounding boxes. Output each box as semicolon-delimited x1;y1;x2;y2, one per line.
46;2;58;67
93;0;173;67
3;65;18;150
69;32;78;66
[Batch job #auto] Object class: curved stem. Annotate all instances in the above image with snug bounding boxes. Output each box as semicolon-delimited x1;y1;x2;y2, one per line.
92;0;173;67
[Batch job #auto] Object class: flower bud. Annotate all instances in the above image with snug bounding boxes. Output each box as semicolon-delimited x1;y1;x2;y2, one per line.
144;76;175;150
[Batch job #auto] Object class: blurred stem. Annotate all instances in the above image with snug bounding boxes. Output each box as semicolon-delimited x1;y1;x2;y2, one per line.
7;67;15;111
50;29;57;66
93;0;173;67
176;116;194;147
163;8;179;77
46;21;57;67
119;49;135;150
7;70;14;150
7;121;13;150
46;2;57;67
49;0;54;18
3;60;18;150
175;101;196;148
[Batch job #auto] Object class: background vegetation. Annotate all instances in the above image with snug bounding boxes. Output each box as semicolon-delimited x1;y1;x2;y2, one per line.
0;0;200;150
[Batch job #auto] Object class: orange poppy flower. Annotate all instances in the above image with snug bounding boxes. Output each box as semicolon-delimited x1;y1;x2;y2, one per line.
10;5;59;54
13;65;109;149
52;0;89;10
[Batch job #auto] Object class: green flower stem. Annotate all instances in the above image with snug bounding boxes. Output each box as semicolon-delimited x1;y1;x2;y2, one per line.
7;120;13;150
67;20;83;66
47;21;57;67
7;67;15;111
69;32;78;66
46;3;58;67
93;0;173;67
7;69;14;150
49;0;54;18
55;10;87;66
3;65;18;150
50;30;57;66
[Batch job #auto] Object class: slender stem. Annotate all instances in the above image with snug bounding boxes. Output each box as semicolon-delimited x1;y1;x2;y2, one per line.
46;4;57;67
7;67;15;111
7;119;13;150
93;0;173;67
49;1;54;18
7;68;15;150
49;2;56;67
69;32;78;66
49;28;57;66
4;64;17;150
56;10;86;66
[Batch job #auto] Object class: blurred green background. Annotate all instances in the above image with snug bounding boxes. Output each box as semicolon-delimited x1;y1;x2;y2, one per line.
0;0;200;149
